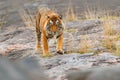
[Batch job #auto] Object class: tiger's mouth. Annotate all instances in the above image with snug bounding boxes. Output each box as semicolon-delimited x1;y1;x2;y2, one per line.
45;25;63;39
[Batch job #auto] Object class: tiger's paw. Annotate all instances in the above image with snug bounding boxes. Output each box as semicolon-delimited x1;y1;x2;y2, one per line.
36;48;41;54
57;50;64;55
42;53;53;58
36;44;41;53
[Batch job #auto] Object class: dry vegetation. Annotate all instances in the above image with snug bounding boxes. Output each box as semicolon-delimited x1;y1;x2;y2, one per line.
101;21;120;55
83;7;120;21
102;20;120;55
79;35;92;54
102;21;114;36
0;16;6;30
19;8;35;30
65;0;78;21
77;6;120;54
84;7;100;20
115;43;120;55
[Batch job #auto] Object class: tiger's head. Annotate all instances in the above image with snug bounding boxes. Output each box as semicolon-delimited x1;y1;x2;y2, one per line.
45;14;64;38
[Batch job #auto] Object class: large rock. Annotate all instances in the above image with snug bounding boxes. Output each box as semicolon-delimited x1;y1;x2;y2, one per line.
66;65;120;80
0;56;49;80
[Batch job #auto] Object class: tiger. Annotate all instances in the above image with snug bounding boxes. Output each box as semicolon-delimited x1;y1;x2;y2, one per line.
35;7;65;57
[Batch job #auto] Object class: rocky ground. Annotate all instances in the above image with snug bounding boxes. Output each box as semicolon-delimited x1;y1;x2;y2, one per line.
0;0;120;80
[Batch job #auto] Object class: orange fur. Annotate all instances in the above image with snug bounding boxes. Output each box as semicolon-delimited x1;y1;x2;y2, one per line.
35;7;65;56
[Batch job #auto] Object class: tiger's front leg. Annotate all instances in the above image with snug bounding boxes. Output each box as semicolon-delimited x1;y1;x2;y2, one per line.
35;12;41;54
56;34;64;54
36;26;41;54
36;32;41;54
42;34;50;56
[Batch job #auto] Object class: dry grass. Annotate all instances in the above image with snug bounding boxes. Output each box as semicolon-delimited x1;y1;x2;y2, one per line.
0;21;6;29
102;34;120;56
100;10;120;21
101;20;115;51
65;0;78;21
79;35;92;54
19;8;35;30
65;33;75;52
114;42;120;56
102;36;116;51
84;7;99;20
83;7;120;21
65;35;92;54
102;21;114;36
0;16;6;30
65;28;77;33
113;34;120;55
102;20;120;55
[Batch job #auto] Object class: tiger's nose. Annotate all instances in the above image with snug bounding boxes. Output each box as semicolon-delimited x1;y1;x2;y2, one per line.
53;32;56;35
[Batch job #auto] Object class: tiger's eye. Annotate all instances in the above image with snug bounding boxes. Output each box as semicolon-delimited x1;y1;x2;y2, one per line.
56;20;59;25
49;20;53;25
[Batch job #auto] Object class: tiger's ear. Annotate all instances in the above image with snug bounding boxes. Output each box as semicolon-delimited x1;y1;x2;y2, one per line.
59;15;62;19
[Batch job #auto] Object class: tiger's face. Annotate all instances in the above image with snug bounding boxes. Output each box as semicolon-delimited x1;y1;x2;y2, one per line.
45;15;64;38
